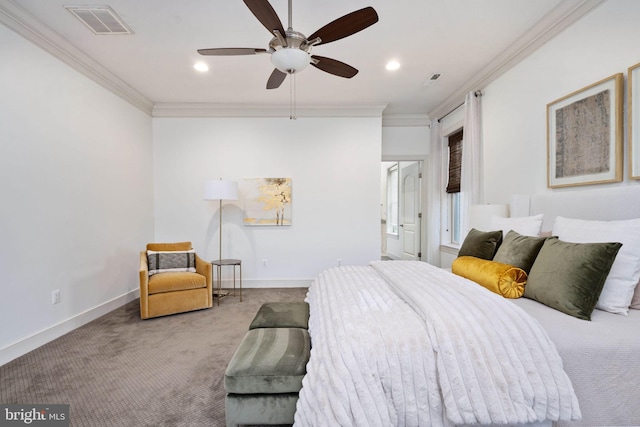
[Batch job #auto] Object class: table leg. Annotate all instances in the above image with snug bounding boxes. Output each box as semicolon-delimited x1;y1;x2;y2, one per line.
217;264;222;306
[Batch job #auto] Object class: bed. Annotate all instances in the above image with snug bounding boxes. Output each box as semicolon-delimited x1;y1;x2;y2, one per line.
294;188;640;427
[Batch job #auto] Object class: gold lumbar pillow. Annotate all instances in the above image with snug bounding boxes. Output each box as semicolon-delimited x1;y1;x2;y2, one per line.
452;256;527;299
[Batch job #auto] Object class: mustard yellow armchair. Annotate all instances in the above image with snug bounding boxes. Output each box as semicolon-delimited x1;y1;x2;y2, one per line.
139;242;212;319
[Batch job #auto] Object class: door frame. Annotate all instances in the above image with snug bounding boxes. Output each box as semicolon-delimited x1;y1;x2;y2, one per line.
381;155;428;261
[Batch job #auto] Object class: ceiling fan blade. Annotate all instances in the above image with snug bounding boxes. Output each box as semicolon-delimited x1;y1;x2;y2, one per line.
266;68;287;89
243;0;286;38
311;56;358;78
198;48;268;56
307;7;378;46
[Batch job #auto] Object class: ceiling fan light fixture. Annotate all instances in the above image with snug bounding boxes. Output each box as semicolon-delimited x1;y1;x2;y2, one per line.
271;48;311;73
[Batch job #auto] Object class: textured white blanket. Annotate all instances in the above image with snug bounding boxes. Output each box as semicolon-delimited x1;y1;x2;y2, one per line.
294;261;581;426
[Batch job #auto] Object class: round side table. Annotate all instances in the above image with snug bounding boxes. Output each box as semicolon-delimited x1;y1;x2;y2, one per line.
211;259;242;305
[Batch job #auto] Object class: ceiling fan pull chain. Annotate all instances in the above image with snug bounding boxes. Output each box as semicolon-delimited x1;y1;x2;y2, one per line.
290;72;297;120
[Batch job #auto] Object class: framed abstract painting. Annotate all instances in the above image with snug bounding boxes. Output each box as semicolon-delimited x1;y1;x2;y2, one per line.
546;73;623;188
629;62;640;180
241;178;292;226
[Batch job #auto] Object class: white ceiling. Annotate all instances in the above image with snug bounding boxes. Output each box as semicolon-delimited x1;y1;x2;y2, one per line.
0;0;604;118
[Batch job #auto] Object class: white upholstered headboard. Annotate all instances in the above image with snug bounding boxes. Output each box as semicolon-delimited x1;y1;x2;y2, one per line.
510;186;640;232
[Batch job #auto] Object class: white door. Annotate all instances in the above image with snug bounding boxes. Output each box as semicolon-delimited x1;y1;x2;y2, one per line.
400;162;421;260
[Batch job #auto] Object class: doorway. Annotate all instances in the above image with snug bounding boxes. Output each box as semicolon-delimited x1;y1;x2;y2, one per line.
381;161;422;260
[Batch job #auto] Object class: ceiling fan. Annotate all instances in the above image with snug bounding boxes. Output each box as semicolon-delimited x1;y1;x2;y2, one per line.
198;0;379;90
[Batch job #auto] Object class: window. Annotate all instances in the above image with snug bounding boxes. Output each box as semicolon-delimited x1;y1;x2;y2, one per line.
446;129;463;245
386;163;399;235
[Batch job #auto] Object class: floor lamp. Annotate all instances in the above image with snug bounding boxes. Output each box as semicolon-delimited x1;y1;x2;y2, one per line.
203;179;239;261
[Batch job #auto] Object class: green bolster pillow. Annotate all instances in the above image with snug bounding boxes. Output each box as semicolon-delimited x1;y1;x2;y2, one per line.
452;256;527;299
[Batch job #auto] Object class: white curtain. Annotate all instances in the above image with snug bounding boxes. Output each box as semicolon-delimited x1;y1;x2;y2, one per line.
426;119;442;265
460;91;483;239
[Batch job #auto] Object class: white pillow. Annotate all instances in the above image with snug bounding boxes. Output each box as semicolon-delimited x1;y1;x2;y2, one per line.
630;280;640;310
490;214;544;237
552;216;640;315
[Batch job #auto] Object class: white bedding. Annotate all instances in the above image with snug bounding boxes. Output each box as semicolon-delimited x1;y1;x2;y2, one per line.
510;298;640;426
295;261;582;426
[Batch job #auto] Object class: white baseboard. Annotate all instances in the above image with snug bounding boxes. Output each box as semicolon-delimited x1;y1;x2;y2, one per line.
1;281;310;366
0;289;139;367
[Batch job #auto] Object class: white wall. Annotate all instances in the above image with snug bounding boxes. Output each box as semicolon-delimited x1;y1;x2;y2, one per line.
382;126;429;160
152;117;382;285
0;24;154;364
483;0;640;204
439;1;640;267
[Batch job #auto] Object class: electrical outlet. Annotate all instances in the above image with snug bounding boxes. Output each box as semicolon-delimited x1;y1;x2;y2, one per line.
52;289;61;305
262;259;268;267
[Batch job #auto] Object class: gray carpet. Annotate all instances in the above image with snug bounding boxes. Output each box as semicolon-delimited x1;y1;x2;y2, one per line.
0;288;308;427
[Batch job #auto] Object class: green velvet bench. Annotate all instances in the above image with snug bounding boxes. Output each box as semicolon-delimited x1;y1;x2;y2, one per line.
249;301;310;330
224;327;311;427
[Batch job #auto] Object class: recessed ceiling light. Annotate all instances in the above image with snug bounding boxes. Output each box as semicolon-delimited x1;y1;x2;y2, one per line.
194;62;209;72
386;60;400;71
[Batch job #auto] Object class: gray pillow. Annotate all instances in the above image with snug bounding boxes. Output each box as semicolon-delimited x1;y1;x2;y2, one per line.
458;228;502;260
524;237;622;320
147;250;196;276
493;230;547;273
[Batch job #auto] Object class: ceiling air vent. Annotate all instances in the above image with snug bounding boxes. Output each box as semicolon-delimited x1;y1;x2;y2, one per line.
424;73;442;86
65;5;134;35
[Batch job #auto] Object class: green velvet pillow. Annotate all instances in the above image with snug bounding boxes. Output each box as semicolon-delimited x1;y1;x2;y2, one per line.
458;228;503;260
524;237;622;320
493;230;548;273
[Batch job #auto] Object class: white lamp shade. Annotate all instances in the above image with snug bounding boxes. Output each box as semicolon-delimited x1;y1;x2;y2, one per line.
203;180;238;201
271;48;311;73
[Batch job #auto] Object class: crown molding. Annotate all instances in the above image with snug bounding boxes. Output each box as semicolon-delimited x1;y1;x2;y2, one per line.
152;102;387;118
428;0;607;121
382;114;430;127
2;0;606;122
0;0;154;115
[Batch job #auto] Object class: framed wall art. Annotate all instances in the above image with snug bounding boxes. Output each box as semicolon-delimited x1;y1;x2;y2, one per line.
241;178;292;226
546;73;623;188
629;62;640;180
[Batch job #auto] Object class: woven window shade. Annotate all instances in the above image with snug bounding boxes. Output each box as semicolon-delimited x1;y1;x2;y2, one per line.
446;129;464;193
